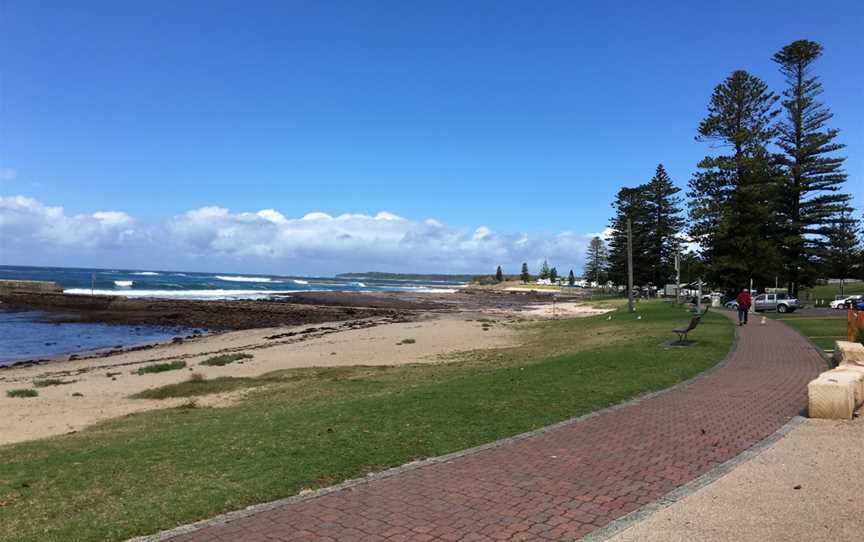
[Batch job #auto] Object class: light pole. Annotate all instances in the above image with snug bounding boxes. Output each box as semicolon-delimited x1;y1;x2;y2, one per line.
627;218;634;313
696;278;702;313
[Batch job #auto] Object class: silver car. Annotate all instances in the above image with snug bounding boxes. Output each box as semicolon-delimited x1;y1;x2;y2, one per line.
753;293;800;313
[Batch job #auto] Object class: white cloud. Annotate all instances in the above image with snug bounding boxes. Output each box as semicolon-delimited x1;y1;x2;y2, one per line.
0;195;136;249
256;209;287;224
301;211;332;221
588;227;614;240
0;194;599;274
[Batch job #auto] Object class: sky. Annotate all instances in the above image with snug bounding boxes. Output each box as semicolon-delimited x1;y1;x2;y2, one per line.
1;0;862;276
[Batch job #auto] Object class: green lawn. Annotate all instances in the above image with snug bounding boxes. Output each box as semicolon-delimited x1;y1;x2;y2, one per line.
0;301;734;542
773;315;849;351
801;283;864;305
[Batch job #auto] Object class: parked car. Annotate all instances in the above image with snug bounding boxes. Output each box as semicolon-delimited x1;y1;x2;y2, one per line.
829;294;864;310
753;292;800;313
701;292;723;303
725;300;739;310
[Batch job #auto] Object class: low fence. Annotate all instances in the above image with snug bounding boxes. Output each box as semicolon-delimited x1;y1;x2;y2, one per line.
849;306;864;342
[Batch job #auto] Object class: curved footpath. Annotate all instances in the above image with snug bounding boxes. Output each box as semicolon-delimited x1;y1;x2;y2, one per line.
151;314;826;542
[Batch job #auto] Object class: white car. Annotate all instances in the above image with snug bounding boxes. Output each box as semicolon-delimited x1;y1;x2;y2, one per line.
830;295;863;309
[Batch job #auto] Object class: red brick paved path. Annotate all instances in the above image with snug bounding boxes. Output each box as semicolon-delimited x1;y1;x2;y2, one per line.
168;316;824;541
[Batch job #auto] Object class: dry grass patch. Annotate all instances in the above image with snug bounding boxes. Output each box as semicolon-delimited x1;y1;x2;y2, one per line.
6;389;38;398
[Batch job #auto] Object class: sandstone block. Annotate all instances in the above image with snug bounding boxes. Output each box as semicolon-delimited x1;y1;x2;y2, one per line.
834;341;864;366
808;376;855;420
826;368;864;406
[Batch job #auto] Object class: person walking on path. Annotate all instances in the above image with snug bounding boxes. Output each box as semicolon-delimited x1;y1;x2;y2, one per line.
736;288;752;326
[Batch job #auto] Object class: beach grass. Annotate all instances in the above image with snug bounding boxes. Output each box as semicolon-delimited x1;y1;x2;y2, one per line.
131;375;271;400
32;379;75;388
135;360;187;375
200;353;253;367
0;301;733;542
5;389;38;398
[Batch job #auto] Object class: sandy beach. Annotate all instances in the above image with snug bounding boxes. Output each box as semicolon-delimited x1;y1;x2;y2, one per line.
0;289;610;445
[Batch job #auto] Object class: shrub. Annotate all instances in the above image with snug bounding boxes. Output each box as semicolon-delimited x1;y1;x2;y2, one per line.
200;353;253;367
7;388;38;398
135;361;187;375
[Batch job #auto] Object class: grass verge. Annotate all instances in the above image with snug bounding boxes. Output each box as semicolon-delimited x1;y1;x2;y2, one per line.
801;283;864;302
772;314;848;351
0;301;733;542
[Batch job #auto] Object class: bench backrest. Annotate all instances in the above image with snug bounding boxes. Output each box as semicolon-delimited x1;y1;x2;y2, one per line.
685;315;701;332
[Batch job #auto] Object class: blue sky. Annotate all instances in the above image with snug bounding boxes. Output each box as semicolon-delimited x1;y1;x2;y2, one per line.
1;1;862;275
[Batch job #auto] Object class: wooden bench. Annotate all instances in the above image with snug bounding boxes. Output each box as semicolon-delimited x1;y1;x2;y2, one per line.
672;306;709;343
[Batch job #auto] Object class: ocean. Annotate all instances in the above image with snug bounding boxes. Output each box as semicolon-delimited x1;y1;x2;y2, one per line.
0;265;464;366
0;265;463;300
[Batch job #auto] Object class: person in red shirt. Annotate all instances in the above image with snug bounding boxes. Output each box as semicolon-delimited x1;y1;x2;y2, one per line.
735;288;752;326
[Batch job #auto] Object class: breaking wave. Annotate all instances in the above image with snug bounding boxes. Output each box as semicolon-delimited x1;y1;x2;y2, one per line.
215;275;272;283
64;288;291;300
395;287;457;293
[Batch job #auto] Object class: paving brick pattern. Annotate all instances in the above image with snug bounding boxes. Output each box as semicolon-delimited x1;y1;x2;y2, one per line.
169;316;825;541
